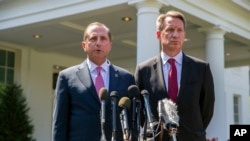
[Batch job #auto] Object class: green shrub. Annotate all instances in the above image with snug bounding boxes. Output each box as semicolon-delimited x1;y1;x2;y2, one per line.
0;84;35;141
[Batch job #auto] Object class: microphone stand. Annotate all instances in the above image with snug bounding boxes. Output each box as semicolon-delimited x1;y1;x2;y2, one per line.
141;109;147;141
100;99;107;141
111;98;117;141
100;113;107;141
132;97;137;132
131;98;141;141
136;99;141;141
120;111;130;141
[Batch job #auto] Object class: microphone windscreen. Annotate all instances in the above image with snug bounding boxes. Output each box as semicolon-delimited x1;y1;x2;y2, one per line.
110;91;118;98
161;98;179;126
118;97;131;109
99;87;108;100
128;85;140;98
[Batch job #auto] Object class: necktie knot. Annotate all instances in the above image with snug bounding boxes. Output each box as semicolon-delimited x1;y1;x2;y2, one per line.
168;58;175;65
96;66;102;74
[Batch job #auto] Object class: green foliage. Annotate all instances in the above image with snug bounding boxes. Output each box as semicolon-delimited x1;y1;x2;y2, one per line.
0;84;35;141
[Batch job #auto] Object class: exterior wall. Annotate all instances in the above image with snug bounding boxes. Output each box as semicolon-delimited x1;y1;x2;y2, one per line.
19;47;83;141
224;66;250;138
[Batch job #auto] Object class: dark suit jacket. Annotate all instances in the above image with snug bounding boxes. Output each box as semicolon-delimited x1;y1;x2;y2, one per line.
52;60;135;141
135;53;215;141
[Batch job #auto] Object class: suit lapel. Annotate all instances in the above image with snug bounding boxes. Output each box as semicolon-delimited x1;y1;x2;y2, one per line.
108;64;120;93
76;61;100;104
178;53;190;102
155;55;168;98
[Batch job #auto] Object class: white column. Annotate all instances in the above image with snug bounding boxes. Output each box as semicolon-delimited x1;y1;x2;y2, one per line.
129;0;162;64
201;26;228;141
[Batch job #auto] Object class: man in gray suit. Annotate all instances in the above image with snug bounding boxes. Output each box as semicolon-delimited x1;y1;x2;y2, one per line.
52;22;135;141
135;10;215;141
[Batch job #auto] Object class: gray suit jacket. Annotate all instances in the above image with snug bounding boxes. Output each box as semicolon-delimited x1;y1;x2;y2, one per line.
135;53;215;141
52;60;135;141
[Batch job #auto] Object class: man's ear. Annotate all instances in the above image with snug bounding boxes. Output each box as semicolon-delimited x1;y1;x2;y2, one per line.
156;31;161;39
81;41;86;51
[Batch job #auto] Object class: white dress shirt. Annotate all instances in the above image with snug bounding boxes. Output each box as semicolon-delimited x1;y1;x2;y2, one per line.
87;58;110;91
161;51;183;92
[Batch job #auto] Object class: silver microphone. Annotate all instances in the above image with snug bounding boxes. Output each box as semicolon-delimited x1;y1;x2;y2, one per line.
159;98;179;141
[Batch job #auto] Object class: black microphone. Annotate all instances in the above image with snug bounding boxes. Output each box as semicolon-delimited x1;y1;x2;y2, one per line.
118;97;131;141
141;90;154;131
110;91;118;141
99;87;108;141
128;85;141;140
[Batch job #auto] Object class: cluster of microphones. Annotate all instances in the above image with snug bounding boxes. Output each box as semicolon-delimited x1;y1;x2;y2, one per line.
99;85;179;141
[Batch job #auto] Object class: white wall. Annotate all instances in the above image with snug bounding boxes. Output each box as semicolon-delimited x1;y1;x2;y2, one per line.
224;66;250;138
19;47;82;141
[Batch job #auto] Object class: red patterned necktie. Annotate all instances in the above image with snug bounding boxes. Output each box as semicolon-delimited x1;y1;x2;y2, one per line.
168;58;178;102
95;66;105;94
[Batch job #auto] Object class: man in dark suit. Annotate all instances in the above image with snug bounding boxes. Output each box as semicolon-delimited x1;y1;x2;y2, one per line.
52;22;135;141
135;10;215;141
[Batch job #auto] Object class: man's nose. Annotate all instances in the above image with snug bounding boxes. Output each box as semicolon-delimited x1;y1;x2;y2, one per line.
172;30;179;37
95;38;102;45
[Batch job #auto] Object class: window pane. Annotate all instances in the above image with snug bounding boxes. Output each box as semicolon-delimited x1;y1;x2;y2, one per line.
0;67;5;83
0;49;15;85
233;95;240;124
7;68;14;84
7;51;15;67
0;50;6;66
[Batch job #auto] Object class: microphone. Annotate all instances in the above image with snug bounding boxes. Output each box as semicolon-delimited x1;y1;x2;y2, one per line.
128;85;141;129
158;100;163;121
160;98;179;141
118;97;131;141
141;90;154;131
110;91;118;141
128;85;141;141
99;87;108;141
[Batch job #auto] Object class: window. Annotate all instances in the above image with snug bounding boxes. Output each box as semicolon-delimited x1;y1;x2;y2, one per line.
0;49;15;85
52;65;66;90
233;95;241;124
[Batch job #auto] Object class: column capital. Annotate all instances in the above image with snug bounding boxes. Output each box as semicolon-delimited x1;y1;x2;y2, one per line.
199;25;231;35
199;25;231;39
128;0;162;11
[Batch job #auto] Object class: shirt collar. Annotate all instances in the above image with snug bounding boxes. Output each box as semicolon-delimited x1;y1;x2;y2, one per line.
87;58;110;72
161;51;183;65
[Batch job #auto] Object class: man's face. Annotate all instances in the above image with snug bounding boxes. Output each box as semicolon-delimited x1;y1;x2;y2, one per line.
82;25;112;65
157;17;186;56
